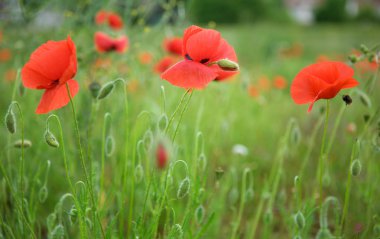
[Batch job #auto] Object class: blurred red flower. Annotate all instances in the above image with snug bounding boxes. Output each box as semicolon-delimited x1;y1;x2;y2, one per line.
154;56;179;73
108;12;123;30
161;25;238;89
273;75;287;89
95;10;108;25
248;84;260;98
291;61;358;112
138;51;153;65
21;36;78;114
94;32;128;53
156;143;168;169
0;48;11;62
163;37;182;55
4;69;17;82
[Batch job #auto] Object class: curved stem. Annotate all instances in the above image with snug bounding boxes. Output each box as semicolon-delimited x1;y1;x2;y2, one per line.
165;89;190;134
65;83;105;238
99;112;111;206
172;90;193;142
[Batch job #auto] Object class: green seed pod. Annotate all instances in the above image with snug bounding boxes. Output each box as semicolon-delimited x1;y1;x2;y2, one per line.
294;211;305;230
13;139;32;148
38;186;48;203
177;177;190;199
157;114;168;132
105;135;115;157
46;213;57;232
216;58;239;71
88;82;101;99
5;109;16;134
195;205;205;224
215;167;224;181
50;224;64;239
134;164;144;183
356;89;372;108
44;130;59;148
351;159;362;176
97;82;114;100
360;44;369;54
169;224;183;239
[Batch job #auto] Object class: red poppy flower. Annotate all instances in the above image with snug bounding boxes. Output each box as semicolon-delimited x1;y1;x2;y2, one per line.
21;36;78;114
161;25;238;89
154;56;179;73
163;37;182;55
0;48;11;62
94;32;128;53
156;143;168;169
291;61;359;112
95;10;108;25
273;75;287;89
108;12;123;30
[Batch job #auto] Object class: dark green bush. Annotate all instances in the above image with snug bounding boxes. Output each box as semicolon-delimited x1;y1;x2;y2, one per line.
315;0;347;22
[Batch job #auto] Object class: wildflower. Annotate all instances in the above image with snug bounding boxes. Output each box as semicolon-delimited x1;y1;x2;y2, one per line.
21;36;78;114
94;32;128;53
163;37;182;55
154;56;179;73
95;10;108;25
138;51;153;65
4;69;17;82
0;48;11;62
258;76;271;91
248;84;260;98
156;143;168;169
108;12;123;30
161;25;238;89
290;61;359;112
273;75;287;89
232;144;248;156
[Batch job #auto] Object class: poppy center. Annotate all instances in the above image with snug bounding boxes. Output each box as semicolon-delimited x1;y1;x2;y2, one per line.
200;58;209;64
185;54;192;61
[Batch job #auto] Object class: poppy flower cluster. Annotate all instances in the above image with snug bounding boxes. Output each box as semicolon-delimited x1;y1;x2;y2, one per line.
161;25;239;89
95;10;123;30
21;36;78;114
291;61;359;112
247;75;288;99
94;32;128;53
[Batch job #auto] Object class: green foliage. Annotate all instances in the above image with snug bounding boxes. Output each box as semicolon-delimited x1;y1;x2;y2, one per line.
315;0;347;23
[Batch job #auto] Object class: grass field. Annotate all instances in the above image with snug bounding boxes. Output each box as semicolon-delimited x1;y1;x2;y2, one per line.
1;20;380;238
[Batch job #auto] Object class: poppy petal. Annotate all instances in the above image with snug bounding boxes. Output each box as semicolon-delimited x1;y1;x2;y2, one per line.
36;79;79;114
114;36;129;53
94;32;114;52
185;29;221;62
291;74;330;104
161;60;217;89
182;25;202;56
21;64;52;89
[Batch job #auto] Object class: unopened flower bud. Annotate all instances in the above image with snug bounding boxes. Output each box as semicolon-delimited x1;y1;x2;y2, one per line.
195;205;205;224
45;130;59;148
294;211;305;230
215;167;224;181
348;55;358;64
89;82;101;99
342;95;352;105
97;82;114;100
38;186;48;203
14;139;32;148
216;58;239;71
5;109;16;134
351;159;362;176
360;44;369;54
177;177;190;199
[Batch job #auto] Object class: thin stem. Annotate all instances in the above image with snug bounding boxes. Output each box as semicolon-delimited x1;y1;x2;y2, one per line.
65;83;106;238
165;89;190;134
231;169;250;239
99;112;111;206
46;114;87;238
172;90;193;142
338;141;357;236
317;100;330;201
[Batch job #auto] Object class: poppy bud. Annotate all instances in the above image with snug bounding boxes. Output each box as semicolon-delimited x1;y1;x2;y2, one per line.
89;82;101;99
246;188;254;201
156;143;168;169
294;211;305;230
157;114;168;132
134;164;144;183
68;206;78;224
357;90;372;108
350;159;362;176
342;95;352;105
348;55;358;64
5;108;16;134
215;167;224;181
14;139;32;148
38;186;48;203
177;177;190;199
263;210;273;224
316;229;333;239
105;135;115;157
216;58;239;71
291;125;301;146
50;224;64;238
360;44;369;55
169;224;183;238
44;130;59;148
373;224;380;235
294;176;300;186
97;82;114;100
195;205;205;224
